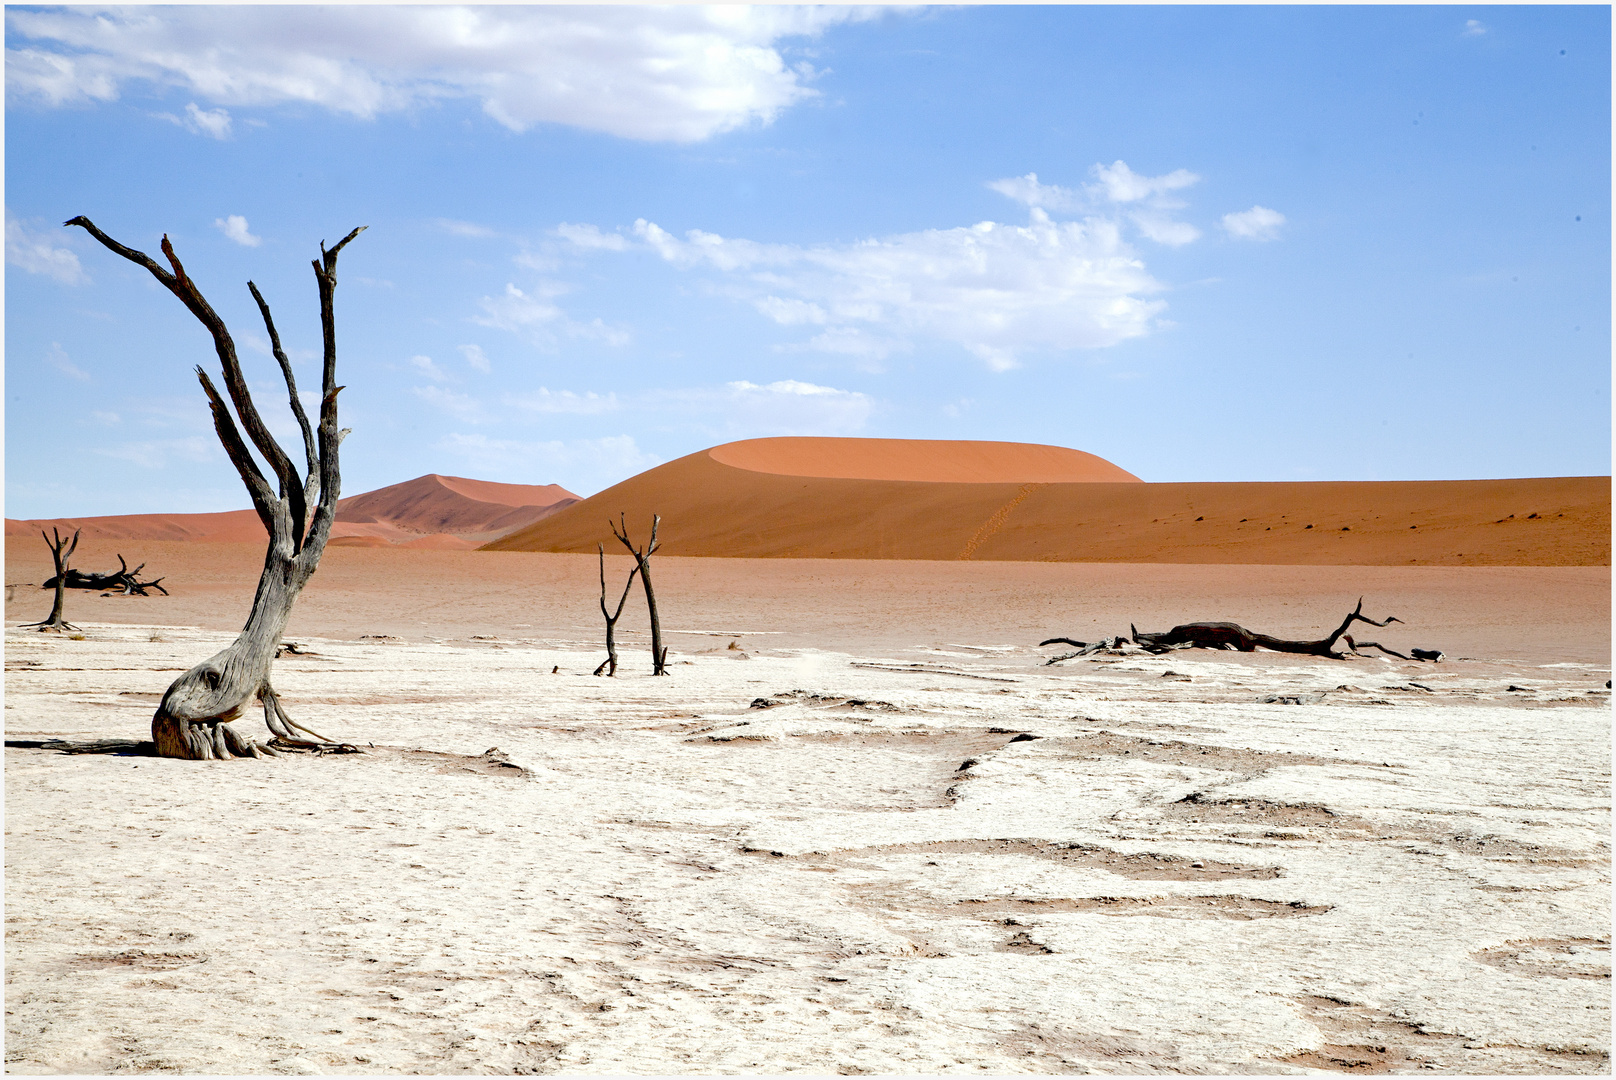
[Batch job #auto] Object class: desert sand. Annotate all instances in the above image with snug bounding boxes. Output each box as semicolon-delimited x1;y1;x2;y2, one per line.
5;474;579;551
490;439;1611;566
5;535;1610;1074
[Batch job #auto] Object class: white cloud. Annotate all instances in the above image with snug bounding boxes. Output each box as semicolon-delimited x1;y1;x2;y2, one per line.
753;296;827;325
413;385;484;423
157;101;231;138
649;379;873;437
409;354;451;382
1463;19;1487;37
508;388;621;415
6;6;881;143
985;173;1081;212
1221;205;1286;241
214;214;261;247
1128;211;1201;247
458;344;491;373
437;218;499;239
7;212;87;284
473;282;629;349
1089;160;1200;204
46;342;90;381
629;206;1165;369
96;435;217;470
556;223;628;251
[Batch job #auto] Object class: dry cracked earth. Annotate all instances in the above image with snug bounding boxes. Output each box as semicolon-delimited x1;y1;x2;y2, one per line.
4;624;1610;1074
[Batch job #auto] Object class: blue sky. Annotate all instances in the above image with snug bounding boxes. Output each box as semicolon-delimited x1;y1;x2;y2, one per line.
6;5;1610;518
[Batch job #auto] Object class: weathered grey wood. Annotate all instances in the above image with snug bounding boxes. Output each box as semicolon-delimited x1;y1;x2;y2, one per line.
593;543;640;677
1038;635;1126;664
68;217;365;759
23;528;80;631
611;513;667;675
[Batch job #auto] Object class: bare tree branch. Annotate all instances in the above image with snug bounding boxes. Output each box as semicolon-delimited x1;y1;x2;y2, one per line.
611;513;668;675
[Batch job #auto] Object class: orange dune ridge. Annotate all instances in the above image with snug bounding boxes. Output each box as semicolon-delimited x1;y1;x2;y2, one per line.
485;438;1610;566
6;474;579;549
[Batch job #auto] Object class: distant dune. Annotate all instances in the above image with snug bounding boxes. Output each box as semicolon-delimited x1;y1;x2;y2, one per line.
485;437;1610;566
6;474;579;550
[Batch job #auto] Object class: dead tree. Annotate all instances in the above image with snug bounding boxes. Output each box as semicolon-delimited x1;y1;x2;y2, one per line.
45;554;167;596
610;513;667;675
592;542;640;676
1038;636;1126;664
23;528;80;632
68;215;364;759
1129;598;1402;660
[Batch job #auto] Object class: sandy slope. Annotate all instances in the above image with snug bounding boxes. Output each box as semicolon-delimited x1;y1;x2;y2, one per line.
709;436;1144;483
3;546;1610;1073
488;440;1610;566
5;474;579;550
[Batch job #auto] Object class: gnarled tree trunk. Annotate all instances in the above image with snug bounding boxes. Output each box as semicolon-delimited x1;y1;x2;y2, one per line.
592;542;640;677
24;528;80;632
68;216;364;759
611;513;667;675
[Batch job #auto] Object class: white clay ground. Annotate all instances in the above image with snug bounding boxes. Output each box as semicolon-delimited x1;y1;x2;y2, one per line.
5;622;1609;1075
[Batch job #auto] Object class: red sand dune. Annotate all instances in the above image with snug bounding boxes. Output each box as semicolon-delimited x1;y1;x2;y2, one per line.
6;474;579;549
486;437;1610;566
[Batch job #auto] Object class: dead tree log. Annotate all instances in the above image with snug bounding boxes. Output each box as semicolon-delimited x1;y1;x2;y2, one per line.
23;528;80;631
1130;598;1402;660
1038;636;1127;664
45;554;168;596
592;542;640;676
68;215;364;759
610;513;667;675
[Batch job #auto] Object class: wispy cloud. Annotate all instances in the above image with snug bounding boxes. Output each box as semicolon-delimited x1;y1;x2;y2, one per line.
7;211;87;283
1088;160;1199;204
985;173;1082;213
438;218;499;239
556;222;629;251
413;385;484;423
156;101;231;138
646;379;873;437
5;7;888;142
46;342;90;381
1221;205;1286;241
507;388;621;415
409;354;452;382
990;164;1203;246
437;433;660;495
458;344;491;373
213;214;260;246
473;282;629;349
1462;19;1487;37
628;203;1164;371
96;435;217;469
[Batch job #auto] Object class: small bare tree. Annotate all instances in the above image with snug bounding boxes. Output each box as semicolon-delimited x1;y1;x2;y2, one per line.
23;528;81;632
592;543;640;676
610;513;668;675
67;216;363;759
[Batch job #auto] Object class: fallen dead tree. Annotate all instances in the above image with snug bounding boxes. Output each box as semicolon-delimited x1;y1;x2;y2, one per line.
44;554;167;596
1042;599;1442;663
1128;599;1400;659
